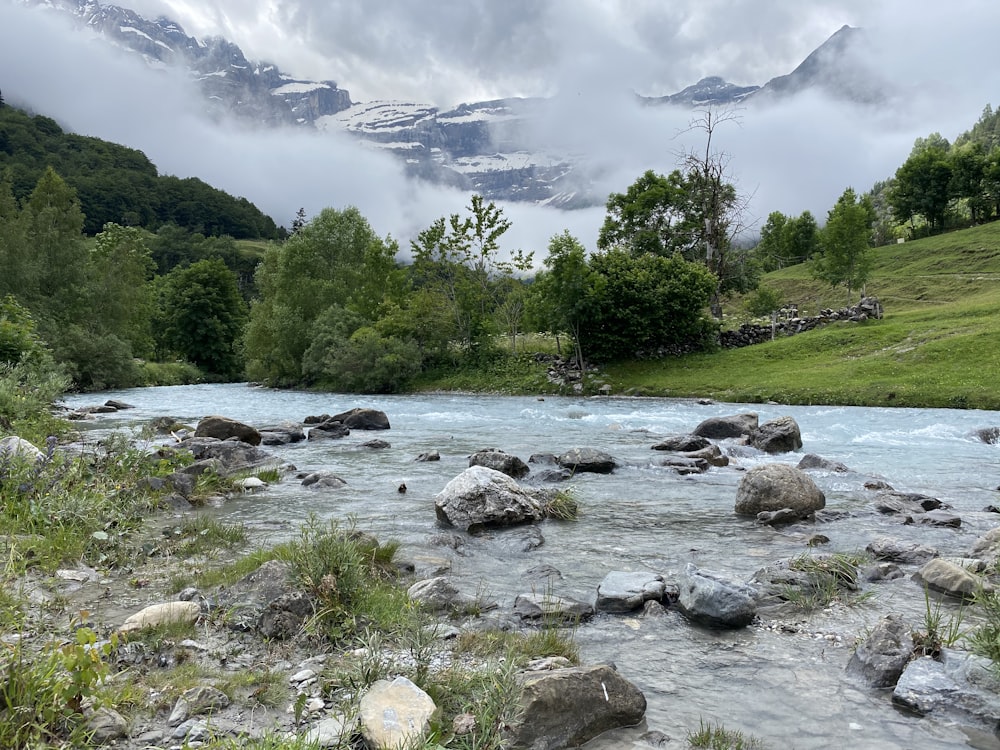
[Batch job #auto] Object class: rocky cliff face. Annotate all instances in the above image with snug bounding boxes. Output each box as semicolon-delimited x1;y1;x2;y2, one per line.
25;0;353;126
22;2;884;207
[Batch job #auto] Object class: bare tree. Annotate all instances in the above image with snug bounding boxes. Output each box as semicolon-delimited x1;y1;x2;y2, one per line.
676;107;756;318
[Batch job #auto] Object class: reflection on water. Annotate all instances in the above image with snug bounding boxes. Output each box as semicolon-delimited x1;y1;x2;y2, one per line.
62;384;1000;749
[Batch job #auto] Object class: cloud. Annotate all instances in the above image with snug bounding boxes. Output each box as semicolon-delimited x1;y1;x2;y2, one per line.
2;0;999;267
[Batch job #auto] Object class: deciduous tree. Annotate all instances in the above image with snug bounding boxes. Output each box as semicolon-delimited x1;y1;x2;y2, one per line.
812;187;875;304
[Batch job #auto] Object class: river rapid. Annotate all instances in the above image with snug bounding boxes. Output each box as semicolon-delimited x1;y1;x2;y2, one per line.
62;384;1000;749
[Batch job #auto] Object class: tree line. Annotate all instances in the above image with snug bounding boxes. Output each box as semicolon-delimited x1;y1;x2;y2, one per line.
0;104;281;238
3;98;999;397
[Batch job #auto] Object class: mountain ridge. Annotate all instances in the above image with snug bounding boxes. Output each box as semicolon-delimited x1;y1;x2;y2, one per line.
17;1;881;207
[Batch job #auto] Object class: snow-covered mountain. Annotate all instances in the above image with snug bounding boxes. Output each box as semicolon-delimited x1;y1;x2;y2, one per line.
18;1;883;208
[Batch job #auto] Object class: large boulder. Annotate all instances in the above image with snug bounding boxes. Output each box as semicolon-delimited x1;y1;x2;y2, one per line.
194;415;261;446
893;650;1000;730
866;536;938;565
119;601;201;634
177;437;282;477
468;449;530;479
692;413;758;440
330;408;390;430
913;559;990;599
734;463;825;519
505;663;646;750
434;466;544;532
676;563;757;629
749;416;803;454
308;421;350;440
513;593;594;624
557;447;617;474
259;423;306;445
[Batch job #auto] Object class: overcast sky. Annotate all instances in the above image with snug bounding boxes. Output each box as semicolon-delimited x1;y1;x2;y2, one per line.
2;0;999;260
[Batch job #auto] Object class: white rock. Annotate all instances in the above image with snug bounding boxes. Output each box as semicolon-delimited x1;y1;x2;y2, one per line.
119;601;201;633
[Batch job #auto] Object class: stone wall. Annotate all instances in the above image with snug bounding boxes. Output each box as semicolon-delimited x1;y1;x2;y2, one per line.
719;297;884;349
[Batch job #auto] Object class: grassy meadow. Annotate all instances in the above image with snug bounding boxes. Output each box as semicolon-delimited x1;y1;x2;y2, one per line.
602;221;1000;409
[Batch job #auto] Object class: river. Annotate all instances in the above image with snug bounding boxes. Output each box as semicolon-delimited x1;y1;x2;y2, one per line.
61;383;1000;749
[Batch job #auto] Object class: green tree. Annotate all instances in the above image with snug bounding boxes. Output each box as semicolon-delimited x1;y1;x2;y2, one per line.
159;259;248;378
586;249;717;361
755;210;819;271
411;195;531;359
812;187;875;304
0;173;30;301
890;137;953;232
244;206;399;385
0;295;47;365
87;223;155;357
598;170;695;257
949;142;989;224
21;167;87;318
534;231;603;371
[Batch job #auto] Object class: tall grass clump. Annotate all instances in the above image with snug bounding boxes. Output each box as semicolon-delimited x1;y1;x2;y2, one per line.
277;516;411;643
688;719;768;749
0;432;186;574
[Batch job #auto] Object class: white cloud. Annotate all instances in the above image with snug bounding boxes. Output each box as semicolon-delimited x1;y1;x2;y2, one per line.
2;0;999;263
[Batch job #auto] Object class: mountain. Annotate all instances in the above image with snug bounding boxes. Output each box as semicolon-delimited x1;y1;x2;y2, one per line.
21;0;352;125
18;2;883;207
752;25;883;103
639;76;760;108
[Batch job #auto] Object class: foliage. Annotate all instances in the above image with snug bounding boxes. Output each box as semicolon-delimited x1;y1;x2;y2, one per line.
0;103;280;238
277;517;409;643
782;552;866;610
969;588;1000;669
245;206;400;386
158;258;248;379
0;295;48;365
743;285;784;319
0;432;179;573
913;587;968;658
0;628;117;748
0;356;69;440
688;719;768;750
811;187;875;303
890;139;953;231
585;248;718;361
533;231;604;371
87;223;156;357
599;169;696;257
412;195;532;360
755;210;819;271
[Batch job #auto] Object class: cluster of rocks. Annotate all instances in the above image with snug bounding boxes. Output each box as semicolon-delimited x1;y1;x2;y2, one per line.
41;398;1000;748
720;296;885;349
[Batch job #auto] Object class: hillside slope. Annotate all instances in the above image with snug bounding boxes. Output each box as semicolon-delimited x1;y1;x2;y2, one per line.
606;223;1000;409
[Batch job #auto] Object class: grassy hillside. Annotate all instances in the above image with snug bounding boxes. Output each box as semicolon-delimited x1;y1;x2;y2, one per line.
602;222;1000;409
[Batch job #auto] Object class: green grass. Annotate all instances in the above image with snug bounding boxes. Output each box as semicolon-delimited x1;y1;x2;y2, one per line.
688;720;768;750
599;222;1000;409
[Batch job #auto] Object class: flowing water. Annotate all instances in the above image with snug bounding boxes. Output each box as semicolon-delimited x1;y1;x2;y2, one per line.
62;384;1000;749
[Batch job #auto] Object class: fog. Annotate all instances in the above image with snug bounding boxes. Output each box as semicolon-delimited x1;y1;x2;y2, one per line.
1;0;998;260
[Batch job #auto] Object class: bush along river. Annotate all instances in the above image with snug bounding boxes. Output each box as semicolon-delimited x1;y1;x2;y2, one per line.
60;383;1000;749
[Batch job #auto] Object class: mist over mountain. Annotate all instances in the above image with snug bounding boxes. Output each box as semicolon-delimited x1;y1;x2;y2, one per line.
4;0;998;255
14;1;890;211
